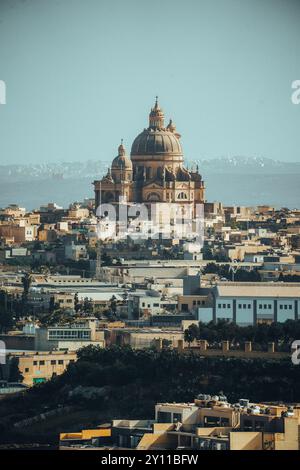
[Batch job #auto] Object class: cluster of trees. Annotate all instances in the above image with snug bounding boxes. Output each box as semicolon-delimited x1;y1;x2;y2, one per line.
0;285;121;332
22;346;300;408
278;273;300;283
0;290;22;332
202;263;261;282
0;273;33;332
1;346;300;442
0;307;14;333
184;319;300;349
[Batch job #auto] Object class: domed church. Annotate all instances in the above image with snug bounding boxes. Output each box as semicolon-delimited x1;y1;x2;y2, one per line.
93;98;205;213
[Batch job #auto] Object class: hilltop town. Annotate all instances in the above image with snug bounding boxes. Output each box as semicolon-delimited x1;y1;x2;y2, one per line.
1;101;300;450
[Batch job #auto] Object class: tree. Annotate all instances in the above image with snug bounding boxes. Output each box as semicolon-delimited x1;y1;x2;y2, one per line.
21;272;32;314
109;295;117;317
41;309;73;326
102;252;113;266
202;246;214;260
184;324;199;346
74;293;80;313
83;297;93;314
0;310;14;333
8;357;23;383
21;273;32;299
162;339;172;350
254;323;269;346
202;262;219;274
49;296;56;314
235;268;261;282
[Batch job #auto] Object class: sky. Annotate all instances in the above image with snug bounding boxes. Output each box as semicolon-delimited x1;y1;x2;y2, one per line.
0;0;299;165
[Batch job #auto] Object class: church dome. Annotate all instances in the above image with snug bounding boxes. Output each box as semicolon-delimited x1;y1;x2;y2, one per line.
131;98;183;156
111;141;133;170
131;128;182;156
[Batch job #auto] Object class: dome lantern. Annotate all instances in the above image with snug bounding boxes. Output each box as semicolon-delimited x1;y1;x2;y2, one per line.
118;138;126;157
149;96;165;129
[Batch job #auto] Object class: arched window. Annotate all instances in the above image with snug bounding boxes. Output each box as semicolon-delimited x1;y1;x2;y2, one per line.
147;192;161;202
177;192;187;200
104;191;115;203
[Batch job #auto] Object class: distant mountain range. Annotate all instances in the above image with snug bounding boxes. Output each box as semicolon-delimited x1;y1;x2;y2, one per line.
1;156;300;181
0;157;299;209
0;160;109;181
192;156;300;175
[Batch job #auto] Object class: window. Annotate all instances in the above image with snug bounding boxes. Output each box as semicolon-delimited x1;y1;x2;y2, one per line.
223;304;226;308
280;305;283;310
284;305;287;310
58;360;64;365
203;416;229;427
248;304;251;309
50;360;56;365
243;419;253;431
218;303;221;308
33;361;38;366
39;361;45;366
238;304;242;309
173;413;182;423
25;368;29;373
254;420;264;431
157;411;172;423
259;304;262;309
243;304;246;309
48;329;91;341
268;304;271;309
227;304;230;308
289;305;292;310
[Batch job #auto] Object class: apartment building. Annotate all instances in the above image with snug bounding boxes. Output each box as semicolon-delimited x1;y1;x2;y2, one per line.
53;292;75;310
34;318;105;351
0;224;35;242
128;291;177;319
178;295;211;313
105;396;300;450
7;351;77;386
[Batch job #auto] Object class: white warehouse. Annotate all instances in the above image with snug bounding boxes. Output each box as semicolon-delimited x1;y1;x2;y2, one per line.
198;282;300;326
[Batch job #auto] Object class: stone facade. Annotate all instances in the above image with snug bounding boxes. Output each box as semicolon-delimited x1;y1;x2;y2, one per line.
93;99;205;216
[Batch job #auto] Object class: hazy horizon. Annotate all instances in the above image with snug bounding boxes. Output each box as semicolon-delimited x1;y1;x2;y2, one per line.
0;0;300;165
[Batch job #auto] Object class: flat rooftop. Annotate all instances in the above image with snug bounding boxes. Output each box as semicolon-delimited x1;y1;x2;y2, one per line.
215;282;300;298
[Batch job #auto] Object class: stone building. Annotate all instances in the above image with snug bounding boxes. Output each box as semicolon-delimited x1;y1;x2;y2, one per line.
93;98;205;217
